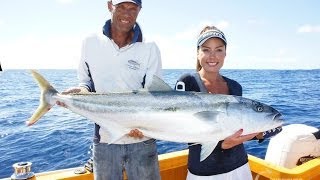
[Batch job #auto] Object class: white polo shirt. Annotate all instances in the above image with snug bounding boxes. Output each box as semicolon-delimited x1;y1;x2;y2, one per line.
78;32;162;144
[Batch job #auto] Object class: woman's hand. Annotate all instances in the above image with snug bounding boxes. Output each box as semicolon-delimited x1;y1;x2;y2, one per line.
221;129;258;149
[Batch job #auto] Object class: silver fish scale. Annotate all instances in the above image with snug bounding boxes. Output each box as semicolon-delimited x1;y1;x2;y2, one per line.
73;91;237;114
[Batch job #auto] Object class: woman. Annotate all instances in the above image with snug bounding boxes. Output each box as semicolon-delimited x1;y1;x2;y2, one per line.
176;26;258;180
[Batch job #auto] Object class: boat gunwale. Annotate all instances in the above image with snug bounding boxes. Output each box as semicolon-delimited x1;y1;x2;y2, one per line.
1;150;320;180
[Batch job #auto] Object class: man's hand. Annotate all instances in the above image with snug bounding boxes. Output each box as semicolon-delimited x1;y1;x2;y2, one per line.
128;129;144;139
56;87;89;107
221;129;258;149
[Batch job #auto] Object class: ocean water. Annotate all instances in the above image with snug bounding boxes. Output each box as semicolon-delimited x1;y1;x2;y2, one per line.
0;69;319;178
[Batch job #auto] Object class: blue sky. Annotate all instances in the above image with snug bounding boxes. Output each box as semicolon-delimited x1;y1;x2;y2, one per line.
0;0;319;69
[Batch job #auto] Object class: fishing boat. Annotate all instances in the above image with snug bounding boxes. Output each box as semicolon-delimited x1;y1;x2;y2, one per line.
3;149;320;180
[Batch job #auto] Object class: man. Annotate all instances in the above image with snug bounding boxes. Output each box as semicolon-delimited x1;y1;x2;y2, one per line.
58;0;162;179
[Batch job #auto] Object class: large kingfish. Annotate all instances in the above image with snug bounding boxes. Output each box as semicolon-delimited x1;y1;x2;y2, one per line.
27;70;283;161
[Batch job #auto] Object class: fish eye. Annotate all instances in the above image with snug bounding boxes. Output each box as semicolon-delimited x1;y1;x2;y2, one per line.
256;104;264;112
252;101;264;112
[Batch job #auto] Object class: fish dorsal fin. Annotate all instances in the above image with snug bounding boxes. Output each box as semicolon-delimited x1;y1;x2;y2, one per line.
147;75;173;92
193;111;220;122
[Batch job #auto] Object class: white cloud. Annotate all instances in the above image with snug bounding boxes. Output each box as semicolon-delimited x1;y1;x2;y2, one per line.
149;34;195;69
0;35;83;69
56;0;75;4
215;20;230;30
297;24;320;33
174;27;198;41
276;48;288;56
0;19;4;27
196;20;230;31
172;20;230;41
247;19;265;25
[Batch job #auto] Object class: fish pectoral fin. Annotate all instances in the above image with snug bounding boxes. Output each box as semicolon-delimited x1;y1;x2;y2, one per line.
102;126;128;144
200;142;219;162
108;136;126;144
193;111;220;122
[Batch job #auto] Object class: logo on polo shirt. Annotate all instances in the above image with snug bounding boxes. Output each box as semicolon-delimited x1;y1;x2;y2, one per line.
127;60;140;70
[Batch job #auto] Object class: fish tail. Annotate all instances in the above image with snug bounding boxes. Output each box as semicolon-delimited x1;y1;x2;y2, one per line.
26;70;58;126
